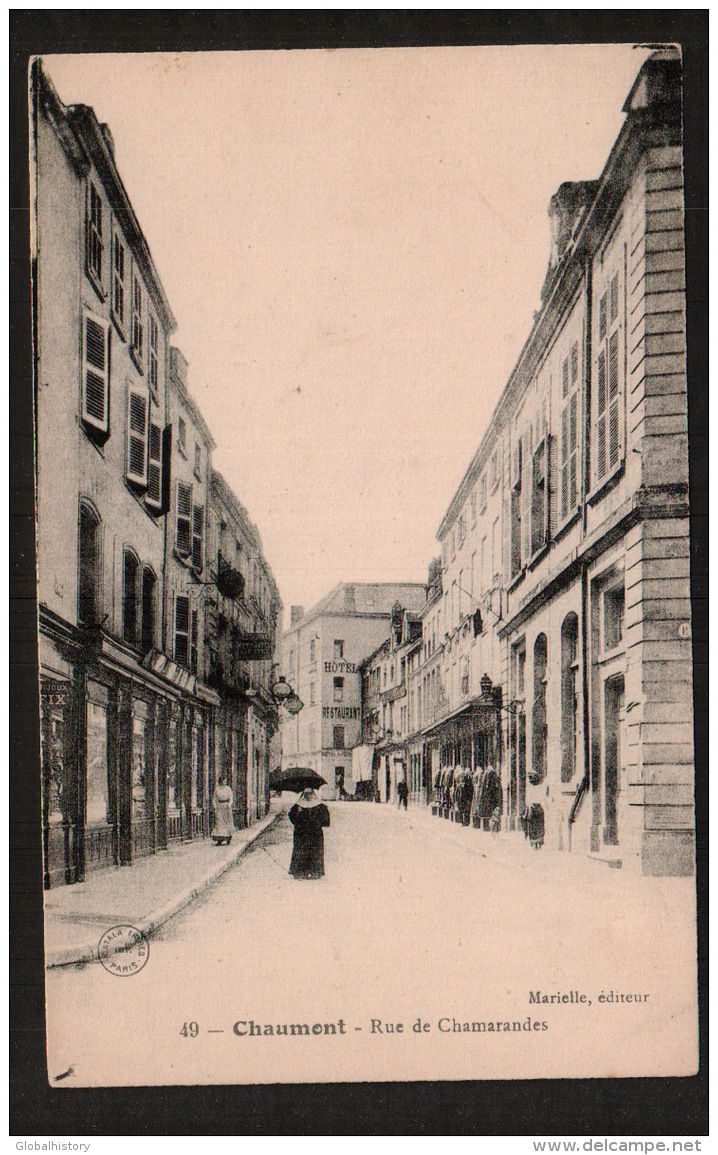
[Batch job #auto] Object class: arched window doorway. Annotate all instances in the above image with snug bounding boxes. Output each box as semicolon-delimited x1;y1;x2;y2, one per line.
560;614;579;782
530;633;548;785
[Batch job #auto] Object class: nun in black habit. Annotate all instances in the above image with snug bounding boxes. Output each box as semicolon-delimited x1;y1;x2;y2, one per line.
288;789;331;879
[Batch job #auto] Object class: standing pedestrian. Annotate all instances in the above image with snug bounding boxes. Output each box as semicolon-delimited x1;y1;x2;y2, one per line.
397;779;408;810
288;788;331;879
212;776;235;846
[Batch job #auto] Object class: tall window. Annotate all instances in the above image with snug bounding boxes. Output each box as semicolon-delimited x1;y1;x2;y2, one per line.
309;638;316;663
190;607;199;674
192;504;204;572
531;436;548;556
146;421;163;509
560;614;579;782
194;443;202;477
334;640;344;660
333;726;345;749
560;341;580;522
334;676;344;703
131;272;143;365
112;230;125;329
479;474;487;513
126;386;149;486
595;264;623;486
141;567;156;654
88;181;103;286
176;482;192;556
174;595;190;667
148;312;159;398
123;549;140;645
309;682;316;705
490;447;500;493
470;488;477;525
78;503;101;626
81;310;110;437
510;435;523;580
178;417;186;452
530;633;548;785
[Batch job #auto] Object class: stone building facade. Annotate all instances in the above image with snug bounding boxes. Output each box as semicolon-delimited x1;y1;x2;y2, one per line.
280;584;426;799
430;49;693;875
32;62;281;885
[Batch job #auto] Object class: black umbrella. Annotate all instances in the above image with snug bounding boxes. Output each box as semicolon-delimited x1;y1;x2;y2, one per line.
271;767;326;794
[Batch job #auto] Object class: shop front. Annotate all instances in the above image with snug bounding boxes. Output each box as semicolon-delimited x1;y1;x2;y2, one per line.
40;615;219;888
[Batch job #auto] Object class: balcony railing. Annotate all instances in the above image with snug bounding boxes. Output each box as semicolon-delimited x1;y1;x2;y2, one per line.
215;553;245;602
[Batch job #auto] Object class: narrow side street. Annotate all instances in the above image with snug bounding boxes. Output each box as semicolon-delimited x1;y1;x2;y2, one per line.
46;801;698;1086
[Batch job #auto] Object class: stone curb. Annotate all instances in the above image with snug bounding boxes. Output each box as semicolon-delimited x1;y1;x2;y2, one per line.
45;809;284;970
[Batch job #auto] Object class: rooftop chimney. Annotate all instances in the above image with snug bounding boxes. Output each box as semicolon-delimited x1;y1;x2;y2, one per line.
290;605;304;626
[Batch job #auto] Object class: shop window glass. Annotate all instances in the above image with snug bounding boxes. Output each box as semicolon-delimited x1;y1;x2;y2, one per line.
167;717;179;812
191;726;200;809
132;713;147;820
86;701;109;825
43;688;69;825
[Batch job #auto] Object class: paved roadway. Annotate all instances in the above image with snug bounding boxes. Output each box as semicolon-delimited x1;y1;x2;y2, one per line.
45;801;698;1086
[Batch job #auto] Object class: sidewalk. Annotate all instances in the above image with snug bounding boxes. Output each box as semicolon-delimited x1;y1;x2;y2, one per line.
44;806;284;969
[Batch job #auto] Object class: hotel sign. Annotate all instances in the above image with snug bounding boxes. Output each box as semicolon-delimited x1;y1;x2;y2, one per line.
325;660;357;673
235;634;273;661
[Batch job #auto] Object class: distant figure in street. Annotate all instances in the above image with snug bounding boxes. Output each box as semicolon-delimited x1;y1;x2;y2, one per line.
212;776;234;846
396;779;408;810
288;788;331;879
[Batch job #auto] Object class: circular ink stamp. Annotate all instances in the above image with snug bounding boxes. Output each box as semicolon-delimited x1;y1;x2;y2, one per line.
98;924;149;976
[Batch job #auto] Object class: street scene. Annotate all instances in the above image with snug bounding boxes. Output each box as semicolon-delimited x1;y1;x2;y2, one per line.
46;800;697;1085
32;41;698;1087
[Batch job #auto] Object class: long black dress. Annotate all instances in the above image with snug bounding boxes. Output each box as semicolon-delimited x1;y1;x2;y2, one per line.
288;801;331;879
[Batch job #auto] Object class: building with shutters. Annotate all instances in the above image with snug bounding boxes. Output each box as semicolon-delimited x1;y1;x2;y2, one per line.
280;583;427;799
32;62;281;886
206;471;282;829
360;604;423;804
431;49;693;875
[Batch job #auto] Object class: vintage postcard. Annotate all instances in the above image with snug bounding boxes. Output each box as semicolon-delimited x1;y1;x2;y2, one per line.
32;42;699;1088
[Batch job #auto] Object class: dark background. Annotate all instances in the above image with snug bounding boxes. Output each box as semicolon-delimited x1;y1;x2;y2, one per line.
10;10;708;1137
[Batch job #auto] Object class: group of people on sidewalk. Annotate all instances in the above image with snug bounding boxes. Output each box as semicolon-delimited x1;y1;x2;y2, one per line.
432;765;503;832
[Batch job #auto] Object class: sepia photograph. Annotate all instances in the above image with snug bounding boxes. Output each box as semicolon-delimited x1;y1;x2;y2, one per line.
15;13;706;1123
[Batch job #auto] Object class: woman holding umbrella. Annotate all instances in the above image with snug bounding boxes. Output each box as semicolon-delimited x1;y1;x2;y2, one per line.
288;784;330;880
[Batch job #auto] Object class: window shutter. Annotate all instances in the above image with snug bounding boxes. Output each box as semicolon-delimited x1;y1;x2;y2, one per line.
560;406;569;521
146;421;162;508
176;482;192;556
608;329;621;470
547;432;558;542
126;387;149;486
190;608;198;674
595;263;623;487
174;594;190;667
81;311;110;437
160;425;172;514
596;348;607;482
502;491;512;587
521;433;532;566
192;504;204;572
